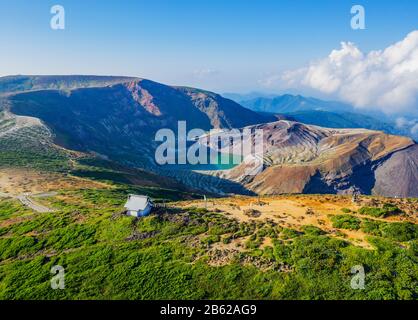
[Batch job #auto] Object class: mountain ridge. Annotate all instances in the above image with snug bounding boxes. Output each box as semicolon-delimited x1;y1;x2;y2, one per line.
230;92;417;140
0;75;417;197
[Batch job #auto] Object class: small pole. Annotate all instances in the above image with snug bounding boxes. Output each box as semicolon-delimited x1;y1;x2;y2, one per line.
204;195;207;209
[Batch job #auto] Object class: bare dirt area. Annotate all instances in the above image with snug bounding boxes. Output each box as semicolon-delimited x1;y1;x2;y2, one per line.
175;195;418;249
0;168;109;195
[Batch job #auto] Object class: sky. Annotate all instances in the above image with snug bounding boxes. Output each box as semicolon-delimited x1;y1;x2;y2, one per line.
0;0;417;102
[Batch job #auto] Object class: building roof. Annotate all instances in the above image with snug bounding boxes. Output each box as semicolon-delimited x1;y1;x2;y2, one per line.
124;195;151;212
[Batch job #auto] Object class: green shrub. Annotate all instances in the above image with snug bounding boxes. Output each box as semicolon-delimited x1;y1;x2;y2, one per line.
8;213;70;236
0;200;32;221
362;220;418;242
331;215;361;230
45;224;96;250
380;222;418;242
222;236;232;244
201;235;220;246
359;204;401;218
361;219;383;236
233;223;256;239
245;236;263;249
208;222;238;236
187;207;208;215
281;228;302;239
409;240;418;256
0;236;44;260
302;225;326;236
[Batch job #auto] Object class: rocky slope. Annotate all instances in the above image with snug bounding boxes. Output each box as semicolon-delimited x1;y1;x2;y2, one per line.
0;76;273;194
2;76;273;168
178;87;272;129
0;75;417;197
0;109;192;192
373;144;418;197
209;121;418;197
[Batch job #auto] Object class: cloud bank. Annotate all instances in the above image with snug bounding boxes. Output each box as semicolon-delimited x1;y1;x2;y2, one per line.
395;117;418;137
281;30;418;115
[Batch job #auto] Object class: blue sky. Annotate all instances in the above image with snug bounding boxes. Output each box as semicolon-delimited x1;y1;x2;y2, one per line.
0;0;417;93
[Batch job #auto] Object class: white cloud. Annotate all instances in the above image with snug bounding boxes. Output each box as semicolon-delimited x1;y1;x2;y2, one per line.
411;123;418;135
395;117;418;137
280;30;418;115
395;117;415;129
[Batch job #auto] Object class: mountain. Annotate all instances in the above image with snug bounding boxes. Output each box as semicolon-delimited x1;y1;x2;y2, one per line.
0;107;193;193
222;92;277;102
209;121;418;197
1;75;417;198
178;87;274;129
374;144;418;197
2;82;417;303
0;75;136;96
0;76;274;194
239;94;354;113
2;76;274;164
281;110;398;133
234;93;416;139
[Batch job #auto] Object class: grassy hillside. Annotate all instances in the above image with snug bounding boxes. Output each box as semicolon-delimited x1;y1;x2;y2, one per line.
0;190;416;300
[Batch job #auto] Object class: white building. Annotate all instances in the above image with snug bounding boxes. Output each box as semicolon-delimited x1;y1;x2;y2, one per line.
124;195;153;217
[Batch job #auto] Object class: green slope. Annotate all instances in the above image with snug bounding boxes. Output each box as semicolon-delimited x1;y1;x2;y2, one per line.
0;194;416;300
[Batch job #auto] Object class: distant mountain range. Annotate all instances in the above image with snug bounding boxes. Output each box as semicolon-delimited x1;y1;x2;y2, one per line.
239;94;354;113
226;93;417;140
0;75;417;197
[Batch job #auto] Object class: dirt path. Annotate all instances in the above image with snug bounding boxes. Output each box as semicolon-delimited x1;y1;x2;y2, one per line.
16;194;54;213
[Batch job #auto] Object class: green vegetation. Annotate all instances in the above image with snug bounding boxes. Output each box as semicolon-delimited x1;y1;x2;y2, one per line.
0;200;33;223
302;225;326;236
280;228;302;239
0;191;417;300
0;139;70;172
245;234;263;249
361;219;418;242
331;214;361;230
358;204;402;218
